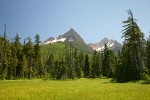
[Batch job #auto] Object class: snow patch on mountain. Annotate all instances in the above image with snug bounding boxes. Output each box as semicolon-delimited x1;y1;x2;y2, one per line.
43;37;66;44
95;42;115;51
96;46;104;51
88;38;121;52
42;28;94;53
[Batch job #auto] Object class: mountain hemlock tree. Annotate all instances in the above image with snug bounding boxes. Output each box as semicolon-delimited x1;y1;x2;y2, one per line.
60;55;67;79
14;33;23;79
21;54;28;79
0;36;3;79
34;34;44;78
9;36;16;79
25;37;34;79
1;24;10;80
68;43;75;79
46;53;54;79
102;44;116;78
84;53;90;78
91;50;102;78
73;49;83;78
146;36;150;76
79;51;85;75
117;9;145;82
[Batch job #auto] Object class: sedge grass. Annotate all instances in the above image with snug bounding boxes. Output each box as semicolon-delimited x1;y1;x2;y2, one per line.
0;78;150;100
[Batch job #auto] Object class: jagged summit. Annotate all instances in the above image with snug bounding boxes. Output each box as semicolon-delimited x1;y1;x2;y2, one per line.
42;28;93;53
68;28;76;33
43;28;84;44
42;29;122;54
88;37;122;53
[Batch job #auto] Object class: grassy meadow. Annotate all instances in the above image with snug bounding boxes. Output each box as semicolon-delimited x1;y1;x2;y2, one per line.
0;78;150;100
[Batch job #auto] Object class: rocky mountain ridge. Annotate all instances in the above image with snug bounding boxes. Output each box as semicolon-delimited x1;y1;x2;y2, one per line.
88;38;122;53
43;28;122;53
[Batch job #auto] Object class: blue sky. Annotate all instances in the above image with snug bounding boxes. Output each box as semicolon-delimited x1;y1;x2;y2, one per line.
0;0;150;44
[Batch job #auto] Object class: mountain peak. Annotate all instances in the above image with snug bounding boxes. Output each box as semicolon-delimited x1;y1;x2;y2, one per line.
60;28;83;42
43;28;84;44
42;28;93;53
88;38;122;54
100;37;109;43
66;28;79;36
69;28;75;32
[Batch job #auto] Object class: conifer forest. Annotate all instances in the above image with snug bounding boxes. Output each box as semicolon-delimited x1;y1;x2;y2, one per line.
0;10;150;83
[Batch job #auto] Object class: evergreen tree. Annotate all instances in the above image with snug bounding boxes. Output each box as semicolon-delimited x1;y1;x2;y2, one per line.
79;51;85;75
60;55;66;79
91;50;102;78
55;55;66;80
25;37;34;79
9;40;16;79
34;34;44;77
55;60;60;79
74;49;83;78
84;53;90;78
116;9;145;82
0;24;10;79
146;36;150;76
67;43;75;79
102;44;116;78
21;54;28;79
115;49;123;81
47;53;55;78
0;36;3;79
64;44;70;79
13;33;22;79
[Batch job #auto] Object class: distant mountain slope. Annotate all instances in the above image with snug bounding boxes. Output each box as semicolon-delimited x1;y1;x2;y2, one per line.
88;38;122;54
43;28;93;53
41;43;66;60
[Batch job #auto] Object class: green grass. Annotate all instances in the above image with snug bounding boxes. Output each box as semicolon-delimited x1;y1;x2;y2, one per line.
0;78;150;100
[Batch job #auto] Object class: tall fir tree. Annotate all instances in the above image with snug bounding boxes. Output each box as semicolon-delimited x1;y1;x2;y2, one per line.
34;34;44;78
0;36;3;79
116;9;145;82
0;24;11;79
84;53;90;78
21;54;28;79
73;49;83;78
9;40;16;80
47;53;55;79
146;36;150;76
67;43;75;79
91;50;102;78
13;33;22;79
79;51;85;75
102;44;116;78
25;37;34;79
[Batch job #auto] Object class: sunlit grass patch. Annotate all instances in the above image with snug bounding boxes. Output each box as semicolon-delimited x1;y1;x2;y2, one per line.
0;78;150;100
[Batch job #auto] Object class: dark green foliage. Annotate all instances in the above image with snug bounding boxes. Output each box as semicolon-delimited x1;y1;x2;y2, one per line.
73;49;83;78
34;34;44;77
0;36;2;78
102;44;116;78
84;53;90;78
0;27;11;79
91;50;102;78
115;10;145;82
25;37;35;79
79;51;85;74
21;54;28;79
13;33;22;79
146;36;150;76
0;33;44;80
